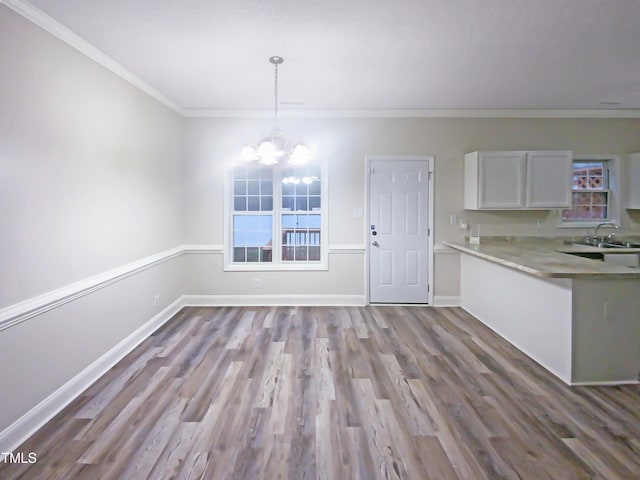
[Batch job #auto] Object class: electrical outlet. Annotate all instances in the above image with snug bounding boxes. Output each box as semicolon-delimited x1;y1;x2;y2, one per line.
154;294;160;306
254;278;261;289
459;219;468;230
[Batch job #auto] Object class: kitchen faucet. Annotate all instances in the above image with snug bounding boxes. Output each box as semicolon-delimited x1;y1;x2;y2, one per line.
593;222;619;241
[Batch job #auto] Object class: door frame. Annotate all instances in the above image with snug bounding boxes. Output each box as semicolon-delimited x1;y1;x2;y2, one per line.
365;155;435;305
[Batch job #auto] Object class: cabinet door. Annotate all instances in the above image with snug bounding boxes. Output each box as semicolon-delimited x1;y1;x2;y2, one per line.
628;153;640;209
478;152;526;208
526;151;572;208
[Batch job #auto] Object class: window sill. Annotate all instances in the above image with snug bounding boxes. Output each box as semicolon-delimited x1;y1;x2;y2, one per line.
223;262;328;272
558;219;619;229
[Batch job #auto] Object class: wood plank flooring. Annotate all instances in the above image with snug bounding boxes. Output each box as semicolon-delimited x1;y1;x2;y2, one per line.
1;306;639;479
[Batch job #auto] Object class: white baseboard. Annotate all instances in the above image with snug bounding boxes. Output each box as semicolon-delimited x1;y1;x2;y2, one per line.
0;296;185;453
0;243;369;331
433;296;461;307
183;294;366;307
570;380;640;386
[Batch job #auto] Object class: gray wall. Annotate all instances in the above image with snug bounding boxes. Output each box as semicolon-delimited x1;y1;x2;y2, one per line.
0;7;184;433
183;116;640;300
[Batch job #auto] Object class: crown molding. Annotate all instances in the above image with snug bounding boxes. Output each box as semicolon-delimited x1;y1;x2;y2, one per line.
2;0;185;115
183;108;640;119
3;1;640;120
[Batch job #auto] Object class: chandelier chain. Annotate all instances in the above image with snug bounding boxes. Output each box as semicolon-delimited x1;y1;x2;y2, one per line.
274;60;279;127
237;55;310;166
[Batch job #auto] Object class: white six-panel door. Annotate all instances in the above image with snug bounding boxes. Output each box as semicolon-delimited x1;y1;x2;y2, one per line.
368;159;431;303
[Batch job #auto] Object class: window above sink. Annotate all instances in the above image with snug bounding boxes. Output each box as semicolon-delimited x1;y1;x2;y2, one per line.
559;155;621;229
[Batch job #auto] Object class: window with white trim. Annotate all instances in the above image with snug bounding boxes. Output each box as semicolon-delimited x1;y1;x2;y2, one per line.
227;162;326;270
561;156;617;227
231;166;274;263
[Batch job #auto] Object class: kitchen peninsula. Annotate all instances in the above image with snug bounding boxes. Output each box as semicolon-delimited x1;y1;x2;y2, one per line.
444;238;640;385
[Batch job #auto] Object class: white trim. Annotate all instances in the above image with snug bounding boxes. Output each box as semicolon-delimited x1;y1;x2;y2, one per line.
2;0;184;115
427;159;435;306
183;108;640;119
570;380;639;387
184;244;364;254
3;1;640;120
223;263;329;272
0;242;371;330
328;244;365;253
223;158;329;271
4;0;640;120
557;221;616;229
558;154;621;229
433;296;461;307
368;303;430;307
182;244;224;253
0;246;183;331
183;294;366;307
365;155;435;305
0;296;186;453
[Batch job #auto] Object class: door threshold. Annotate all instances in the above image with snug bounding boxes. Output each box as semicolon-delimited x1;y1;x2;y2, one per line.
369;303;431;307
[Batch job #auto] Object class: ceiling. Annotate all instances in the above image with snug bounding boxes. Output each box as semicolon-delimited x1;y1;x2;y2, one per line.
13;0;640;113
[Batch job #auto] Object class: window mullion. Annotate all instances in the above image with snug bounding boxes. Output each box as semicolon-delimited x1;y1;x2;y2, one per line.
273;166;283;263
227;161;325;269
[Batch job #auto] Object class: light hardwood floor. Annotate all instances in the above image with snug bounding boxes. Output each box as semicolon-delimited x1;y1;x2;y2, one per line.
1;306;639;479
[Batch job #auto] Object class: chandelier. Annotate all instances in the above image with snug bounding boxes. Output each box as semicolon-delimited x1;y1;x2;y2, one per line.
238;56;312;166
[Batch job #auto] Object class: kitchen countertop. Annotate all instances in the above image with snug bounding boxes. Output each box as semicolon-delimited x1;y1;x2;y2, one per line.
443;238;640;279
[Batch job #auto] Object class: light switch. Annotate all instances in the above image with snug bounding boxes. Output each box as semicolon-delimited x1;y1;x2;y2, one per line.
353;208;363;218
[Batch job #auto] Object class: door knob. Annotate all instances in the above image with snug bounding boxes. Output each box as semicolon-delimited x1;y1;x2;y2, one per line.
372;241;379;247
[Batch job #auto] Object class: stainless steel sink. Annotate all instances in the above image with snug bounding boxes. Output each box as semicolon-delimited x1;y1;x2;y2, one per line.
564;251;640;267
565;239;640;248
564;251;604;260
595;242;626;248
567;240;622;248
619;241;640;248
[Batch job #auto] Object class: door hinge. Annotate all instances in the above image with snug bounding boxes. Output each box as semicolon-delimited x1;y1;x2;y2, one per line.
427;284;430;293
428;228;431;236
428;171;433;179
370;168;375;174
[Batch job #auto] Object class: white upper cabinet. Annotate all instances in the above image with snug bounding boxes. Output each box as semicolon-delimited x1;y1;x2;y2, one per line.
628;153;640;209
525;151;573;208
464;150;572;210
464;151;526;209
